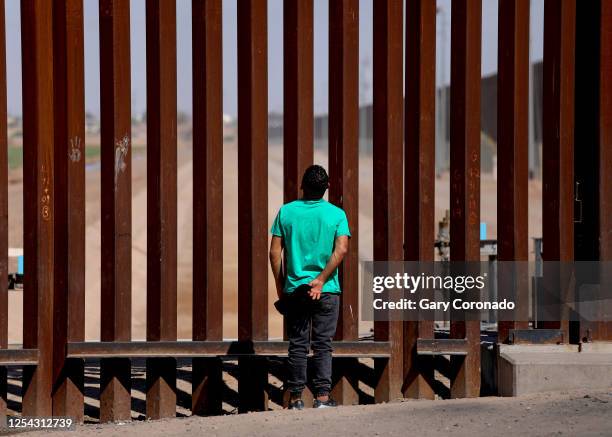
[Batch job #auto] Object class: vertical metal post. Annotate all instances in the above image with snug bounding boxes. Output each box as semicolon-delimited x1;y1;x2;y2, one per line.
284;0;313;203
0;0;6;420
574;1;601;341
237;0;269;413
146;0;178;420
598;0;612;341
99;0;132;422
21;0;55;416
449;0;481;398
52;0;85;421
542;0;575;338
328;0;359;406
373;0;404;403
192;0;224;415
497;0;530;344
404;0;436;399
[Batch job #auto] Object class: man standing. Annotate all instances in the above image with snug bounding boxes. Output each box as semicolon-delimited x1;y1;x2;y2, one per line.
269;165;350;410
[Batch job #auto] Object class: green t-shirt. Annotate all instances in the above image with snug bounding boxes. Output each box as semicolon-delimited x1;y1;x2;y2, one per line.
270;199;351;294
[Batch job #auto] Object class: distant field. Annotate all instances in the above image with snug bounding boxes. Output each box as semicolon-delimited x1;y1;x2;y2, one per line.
8;147;21;169
7;145;101;169
84;145;101;161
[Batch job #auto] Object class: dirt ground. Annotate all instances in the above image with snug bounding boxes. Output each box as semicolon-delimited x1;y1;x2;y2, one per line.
19;388;612;437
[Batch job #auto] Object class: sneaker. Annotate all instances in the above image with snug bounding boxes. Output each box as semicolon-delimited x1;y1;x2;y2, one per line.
288;398;305;410
313;397;337;408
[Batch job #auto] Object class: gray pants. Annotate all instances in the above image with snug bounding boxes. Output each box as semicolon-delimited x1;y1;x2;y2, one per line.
286;292;340;396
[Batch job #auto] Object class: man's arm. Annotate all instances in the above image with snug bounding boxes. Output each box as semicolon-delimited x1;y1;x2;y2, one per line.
269;235;284;299
308;235;349;299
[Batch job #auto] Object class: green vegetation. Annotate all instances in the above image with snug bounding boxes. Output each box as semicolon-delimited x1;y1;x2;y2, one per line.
8;147;22;169
85;145;100;160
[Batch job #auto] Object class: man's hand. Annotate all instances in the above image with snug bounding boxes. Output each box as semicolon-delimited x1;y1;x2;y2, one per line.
308;277;324;300
307;236;349;300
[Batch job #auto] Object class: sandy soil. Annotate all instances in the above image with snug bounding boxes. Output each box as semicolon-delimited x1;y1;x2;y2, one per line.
5;136;544;343
20;388;612;437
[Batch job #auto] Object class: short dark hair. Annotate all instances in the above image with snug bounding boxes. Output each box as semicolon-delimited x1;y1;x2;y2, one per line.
301;165;329;199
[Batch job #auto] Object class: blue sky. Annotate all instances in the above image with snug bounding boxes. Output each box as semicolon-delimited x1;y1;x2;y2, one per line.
4;0;544;117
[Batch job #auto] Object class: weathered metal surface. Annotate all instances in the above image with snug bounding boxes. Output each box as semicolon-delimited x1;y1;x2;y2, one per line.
373;0;404;404
192;0;223;345
192;357;222;415
21;0;55;417
575;1;601;342
146;0;178;344
575;1;612;342
192;0;223;416
449;0;482;399
237;0;268;413
66;341;391;358
0;0;6;419
146;357;176;419
497;0;530;344
146;0;178;420
403;0;436;400
0;349;39;366
416;339;469;356
404;0;436;262
598;0;612;341
52;0;86;421
99;0;132;422
600;0;612;267
541;0;575;340
327;0;359;315
542;0;575;263
509;329;565;345
237;0;268;344
284;0;313;204
328;0;360;406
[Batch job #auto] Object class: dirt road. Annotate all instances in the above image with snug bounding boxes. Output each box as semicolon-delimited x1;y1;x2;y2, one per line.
20;388;612;437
